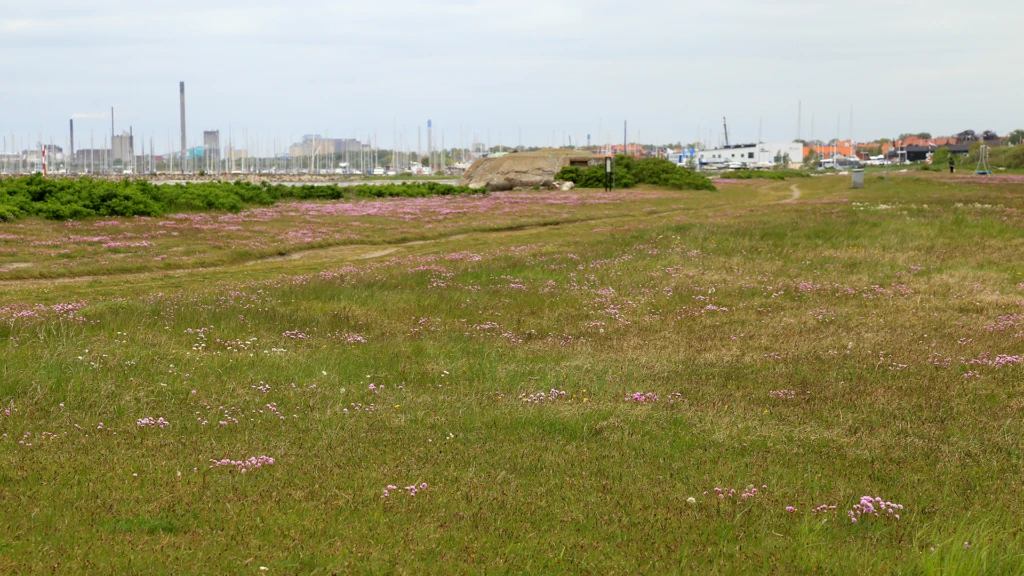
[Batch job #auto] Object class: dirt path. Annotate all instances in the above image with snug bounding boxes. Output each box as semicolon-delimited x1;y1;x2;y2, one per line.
784;184;801;203
759;183;801;205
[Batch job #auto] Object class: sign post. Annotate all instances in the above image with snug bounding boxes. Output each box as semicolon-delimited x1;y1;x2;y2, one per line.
605;156;613;192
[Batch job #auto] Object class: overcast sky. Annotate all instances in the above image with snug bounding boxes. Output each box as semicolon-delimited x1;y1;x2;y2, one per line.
2;0;1021;152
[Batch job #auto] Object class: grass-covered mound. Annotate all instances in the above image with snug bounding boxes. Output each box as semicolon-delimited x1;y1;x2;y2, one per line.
556;156;716;191
0;175;483;221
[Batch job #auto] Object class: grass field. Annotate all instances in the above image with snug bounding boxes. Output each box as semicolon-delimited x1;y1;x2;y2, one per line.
1;172;1023;573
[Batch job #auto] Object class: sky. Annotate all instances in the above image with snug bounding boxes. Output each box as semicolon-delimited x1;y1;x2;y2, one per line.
1;0;1022;153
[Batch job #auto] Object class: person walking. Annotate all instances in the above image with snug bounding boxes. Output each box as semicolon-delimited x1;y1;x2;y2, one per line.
949;154;956;174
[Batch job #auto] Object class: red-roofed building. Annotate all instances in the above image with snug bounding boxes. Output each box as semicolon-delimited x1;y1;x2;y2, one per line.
607;144;647;159
804;141;858;160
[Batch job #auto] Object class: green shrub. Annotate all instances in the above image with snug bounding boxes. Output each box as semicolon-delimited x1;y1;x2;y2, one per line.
555;166;582;183
658;170;717;191
631;158;679;184
0;204;21;221
1002;146;1024;169
0;176;484;221
555;156;713;192
615;154;635;174
557;165;628;188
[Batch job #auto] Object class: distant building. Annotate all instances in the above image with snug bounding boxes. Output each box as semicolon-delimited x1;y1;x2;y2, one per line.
289;136;363;158
112;132;134;163
667;148;697;165
902;146;933;162
608;144;647;158
699;142;804;167
75;149;110;167
20;144;66;165
203;131;221;161
805;141;858;160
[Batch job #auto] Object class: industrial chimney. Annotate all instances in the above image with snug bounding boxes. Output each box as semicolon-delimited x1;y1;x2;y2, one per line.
179;82;187;173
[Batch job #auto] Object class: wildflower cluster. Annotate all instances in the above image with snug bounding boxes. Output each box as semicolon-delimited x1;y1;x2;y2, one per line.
210;456;275;474
848;496;903;522
344;403;378;414
770;390;797;399
626;392;658;403
218;337;259;352
519;389;567;403
705;485;766;500
964;353;1022;369
382;483;428;499
265;403;285;420
0;301;91;325
103;241;155;249
810;308;836;322
136;417;170;429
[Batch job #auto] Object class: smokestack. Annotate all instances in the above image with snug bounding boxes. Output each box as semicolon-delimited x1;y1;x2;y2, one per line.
179;82;187;173
111;107;115;172
69;119;74;172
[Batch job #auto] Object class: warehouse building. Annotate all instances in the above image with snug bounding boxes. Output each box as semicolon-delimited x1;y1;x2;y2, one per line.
697;142;804;168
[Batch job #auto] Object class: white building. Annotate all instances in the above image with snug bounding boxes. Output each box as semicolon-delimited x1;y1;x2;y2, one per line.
667;148;697;165
697;142;804;168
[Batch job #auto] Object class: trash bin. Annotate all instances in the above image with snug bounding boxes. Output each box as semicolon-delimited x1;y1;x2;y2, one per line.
851;169;865;189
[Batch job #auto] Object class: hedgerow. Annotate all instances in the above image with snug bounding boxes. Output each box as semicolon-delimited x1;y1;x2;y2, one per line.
0;175;483;221
720;169;811;180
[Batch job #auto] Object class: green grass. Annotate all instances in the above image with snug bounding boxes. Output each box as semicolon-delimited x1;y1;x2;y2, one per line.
0;173;1023;573
718;168;810;180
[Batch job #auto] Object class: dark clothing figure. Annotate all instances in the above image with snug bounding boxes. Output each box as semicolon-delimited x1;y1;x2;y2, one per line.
949;156;956;174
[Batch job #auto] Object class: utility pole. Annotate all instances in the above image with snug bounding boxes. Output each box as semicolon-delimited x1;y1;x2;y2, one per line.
797;101;802;141
69;119;74;174
179;82;187;174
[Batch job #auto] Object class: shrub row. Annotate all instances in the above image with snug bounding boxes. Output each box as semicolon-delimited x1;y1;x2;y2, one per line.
719;169;811;180
0;176;483;221
555;156;716;192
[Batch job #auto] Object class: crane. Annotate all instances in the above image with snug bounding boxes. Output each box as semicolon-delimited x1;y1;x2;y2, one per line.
723;117;730;147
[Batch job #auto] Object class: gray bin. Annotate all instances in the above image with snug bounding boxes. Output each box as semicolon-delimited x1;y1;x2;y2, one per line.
851;169;865;189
